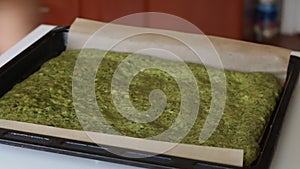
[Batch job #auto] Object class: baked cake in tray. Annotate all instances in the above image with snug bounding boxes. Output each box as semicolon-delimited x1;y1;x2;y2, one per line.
0;49;281;166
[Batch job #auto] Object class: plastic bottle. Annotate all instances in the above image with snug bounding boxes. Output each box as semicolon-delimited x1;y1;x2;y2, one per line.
254;0;279;41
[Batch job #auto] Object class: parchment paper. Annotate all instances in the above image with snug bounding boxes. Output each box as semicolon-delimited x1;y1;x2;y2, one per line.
0;119;243;167
0;18;293;167
65;18;290;166
68;18;291;85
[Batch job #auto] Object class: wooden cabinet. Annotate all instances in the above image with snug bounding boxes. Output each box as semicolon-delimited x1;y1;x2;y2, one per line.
80;0;146;22
41;0;248;39
147;0;244;39
41;0;80;26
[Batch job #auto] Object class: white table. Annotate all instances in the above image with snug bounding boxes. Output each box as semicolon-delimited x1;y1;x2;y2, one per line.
270;51;300;169
0;25;299;169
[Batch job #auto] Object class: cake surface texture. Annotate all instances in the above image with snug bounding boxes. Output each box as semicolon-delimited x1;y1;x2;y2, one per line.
0;49;281;166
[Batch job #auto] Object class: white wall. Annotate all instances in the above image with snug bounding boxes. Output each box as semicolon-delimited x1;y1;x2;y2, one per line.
281;0;300;34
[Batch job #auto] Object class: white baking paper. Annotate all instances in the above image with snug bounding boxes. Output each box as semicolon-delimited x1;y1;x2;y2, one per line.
68;18;291;85
64;18;292;167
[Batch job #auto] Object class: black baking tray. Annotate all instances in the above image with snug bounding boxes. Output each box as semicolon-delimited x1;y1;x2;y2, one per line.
0;26;299;169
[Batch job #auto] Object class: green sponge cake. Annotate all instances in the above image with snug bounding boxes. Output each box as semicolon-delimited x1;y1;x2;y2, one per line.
0;49;281;166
